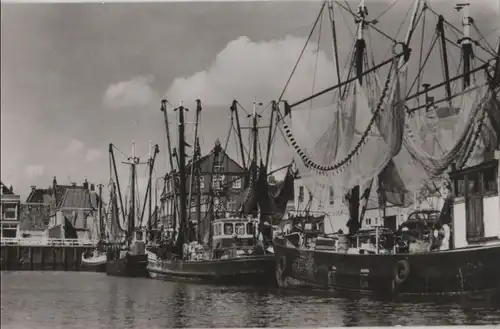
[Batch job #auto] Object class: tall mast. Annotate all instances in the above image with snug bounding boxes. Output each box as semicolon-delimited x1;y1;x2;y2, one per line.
98;183;104;240
175;101;188;254
456;1;472;89
148;141;153;234
252;97;259;166
265;101;276;170
231;100;247;170
130;141;137;246
348;0;367;235
186;100;202;242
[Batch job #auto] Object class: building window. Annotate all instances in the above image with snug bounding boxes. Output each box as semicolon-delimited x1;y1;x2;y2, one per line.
366;218;371;225
232;178;241;190
214;155;224;173
213;175;223;190
298;186;304;203
226;198;237;212
2;204;17;220
329;186;334;205
199;177;205;190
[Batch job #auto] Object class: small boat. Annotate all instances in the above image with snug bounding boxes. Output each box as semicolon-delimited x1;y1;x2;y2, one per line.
81;249;107;272
104;141;159;278
106;238;149;278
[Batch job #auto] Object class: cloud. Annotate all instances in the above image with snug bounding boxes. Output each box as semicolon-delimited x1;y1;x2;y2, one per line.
103;74;157;109
85;149;104;163
64;139;84;155
166;35;336;107
25;165;44;178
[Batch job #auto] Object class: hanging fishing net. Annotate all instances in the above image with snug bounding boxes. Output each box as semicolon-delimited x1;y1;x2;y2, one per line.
280;53;408;205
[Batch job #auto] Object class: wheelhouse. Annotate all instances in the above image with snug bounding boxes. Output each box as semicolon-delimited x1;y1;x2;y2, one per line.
212;217;256;250
449;155;500;248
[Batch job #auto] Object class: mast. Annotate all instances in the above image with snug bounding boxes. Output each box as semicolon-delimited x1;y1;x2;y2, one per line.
148;141;153;235
195;137;202;243
130;141;137;247
265;101;276;170
348;0;367;236
98;183;104;240
231;100;247;170
175;101;188;256
456;1;472;89
437;14;452;102
186;100;202;242
161;99;179;241
252;97;259;167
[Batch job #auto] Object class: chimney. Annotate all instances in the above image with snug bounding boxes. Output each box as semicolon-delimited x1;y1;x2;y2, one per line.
52;176;57;192
10;185;14;193
83;179;89;190
90;184;95;191
31;186;37;192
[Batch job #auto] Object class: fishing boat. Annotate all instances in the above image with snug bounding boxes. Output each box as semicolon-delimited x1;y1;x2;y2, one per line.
81;184;107;272
272;0;500;297
147;99;294;285
105;141;160;278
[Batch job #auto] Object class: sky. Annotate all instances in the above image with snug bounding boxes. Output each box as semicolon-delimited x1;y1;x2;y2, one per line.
1;0;499;201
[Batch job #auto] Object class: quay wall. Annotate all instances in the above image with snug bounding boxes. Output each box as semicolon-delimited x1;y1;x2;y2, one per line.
0;238;97;271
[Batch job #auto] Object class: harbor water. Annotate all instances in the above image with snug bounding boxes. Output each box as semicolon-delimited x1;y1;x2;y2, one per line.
1;271;499;328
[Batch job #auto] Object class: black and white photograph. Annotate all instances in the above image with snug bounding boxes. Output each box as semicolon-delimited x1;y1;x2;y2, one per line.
1;0;500;327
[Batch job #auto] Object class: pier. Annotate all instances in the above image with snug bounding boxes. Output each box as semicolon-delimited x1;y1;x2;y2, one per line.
0;238;97;271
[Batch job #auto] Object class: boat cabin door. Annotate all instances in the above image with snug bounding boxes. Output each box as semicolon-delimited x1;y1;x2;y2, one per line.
464;172;484;240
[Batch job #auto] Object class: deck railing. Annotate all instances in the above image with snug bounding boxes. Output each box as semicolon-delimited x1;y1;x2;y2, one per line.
0;237;98;247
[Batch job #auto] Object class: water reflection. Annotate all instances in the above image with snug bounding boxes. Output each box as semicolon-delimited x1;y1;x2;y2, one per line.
1;272;499;328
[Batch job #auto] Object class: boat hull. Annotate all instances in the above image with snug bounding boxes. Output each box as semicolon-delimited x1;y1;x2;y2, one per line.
106;253;149;278
273;236;500;297
147;254;276;286
81;253;107;273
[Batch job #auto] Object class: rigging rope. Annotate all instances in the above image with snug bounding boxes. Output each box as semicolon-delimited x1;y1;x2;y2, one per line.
278;1;327;102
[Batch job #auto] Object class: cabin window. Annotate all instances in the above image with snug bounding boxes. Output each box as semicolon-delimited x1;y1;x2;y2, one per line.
224;223;234;235
483;166;498;195
235;223;245;235
298;186;304;203
329;186;334;205
455;176;465;198
467;172;480;196
246;223;255;236
232;178;241;190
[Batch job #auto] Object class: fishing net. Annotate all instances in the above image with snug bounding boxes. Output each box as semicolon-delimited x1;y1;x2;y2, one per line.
279;58;498;209
280;54;407;205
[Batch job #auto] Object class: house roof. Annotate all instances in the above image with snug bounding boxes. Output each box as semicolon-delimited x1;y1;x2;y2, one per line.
59;188;94;210
176;140;245;175
1;181;14;195
26;188;52;204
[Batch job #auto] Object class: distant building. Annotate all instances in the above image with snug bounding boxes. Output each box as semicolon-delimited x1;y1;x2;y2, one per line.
20;177;100;239
0;182;21;238
161;140;248;231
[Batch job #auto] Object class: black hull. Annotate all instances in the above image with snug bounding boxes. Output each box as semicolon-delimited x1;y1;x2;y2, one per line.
273;236;500;297
81;262;106;273
148;254;276;286
106;253;149;278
